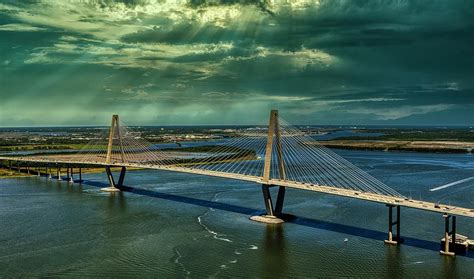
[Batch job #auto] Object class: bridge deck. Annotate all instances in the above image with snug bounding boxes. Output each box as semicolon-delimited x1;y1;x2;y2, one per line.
2;156;474;218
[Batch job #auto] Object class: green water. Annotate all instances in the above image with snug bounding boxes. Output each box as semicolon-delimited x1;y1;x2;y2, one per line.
1;150;473;277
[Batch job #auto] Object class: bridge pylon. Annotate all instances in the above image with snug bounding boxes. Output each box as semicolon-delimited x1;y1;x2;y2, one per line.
251;110;290;224
101;114;127;192
106;114;125;165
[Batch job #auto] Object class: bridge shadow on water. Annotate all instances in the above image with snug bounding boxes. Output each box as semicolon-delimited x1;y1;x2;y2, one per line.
81;179;473;258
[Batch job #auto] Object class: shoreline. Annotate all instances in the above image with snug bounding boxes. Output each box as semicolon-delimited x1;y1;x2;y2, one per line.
0;166;140;179
319;140;473;154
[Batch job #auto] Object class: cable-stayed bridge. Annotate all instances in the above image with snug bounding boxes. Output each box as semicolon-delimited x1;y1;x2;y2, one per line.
1;110;472;256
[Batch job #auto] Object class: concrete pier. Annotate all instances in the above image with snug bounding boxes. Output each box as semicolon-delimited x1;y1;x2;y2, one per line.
251;184;289;224
250;215;285;224
68;168;74;183
101;166;126;192
384;204;403;245
440;214;457;256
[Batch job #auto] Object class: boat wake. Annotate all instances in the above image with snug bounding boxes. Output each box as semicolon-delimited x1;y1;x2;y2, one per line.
430;176;474;191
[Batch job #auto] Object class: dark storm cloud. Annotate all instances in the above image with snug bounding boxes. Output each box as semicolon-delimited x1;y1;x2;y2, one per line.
187;0;273;14
121;1;474;49
0;0;473;125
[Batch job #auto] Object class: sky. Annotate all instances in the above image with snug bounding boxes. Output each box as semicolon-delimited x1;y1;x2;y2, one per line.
0;0;473;126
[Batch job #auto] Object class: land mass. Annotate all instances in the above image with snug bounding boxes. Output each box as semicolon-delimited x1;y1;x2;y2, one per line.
319;140;473;153
1;126;473;178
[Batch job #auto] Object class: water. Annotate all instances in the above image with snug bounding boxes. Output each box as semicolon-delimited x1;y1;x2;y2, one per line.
0;149;473;277
313;130;384;140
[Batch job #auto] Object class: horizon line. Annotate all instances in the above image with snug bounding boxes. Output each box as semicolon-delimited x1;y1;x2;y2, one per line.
0;124;473;129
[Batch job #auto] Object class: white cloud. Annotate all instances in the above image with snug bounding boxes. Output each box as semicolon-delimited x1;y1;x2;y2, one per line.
201;91;312;102
446;82;460;91
287;97;406;115
23;51;55;64
2;0;340;82
23;37;236;71
268;0;321;11
0;23;47;32
348;104;454;120
0;1;266;41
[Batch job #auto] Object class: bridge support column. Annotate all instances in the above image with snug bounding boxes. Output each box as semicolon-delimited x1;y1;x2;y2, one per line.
274;186;286;216
250;184;287;224
262;184;275;216
79;167;82;183
57;168;61;181
69;168;74;183
384;204;403;245
101;166;126;192
440;214;456;256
